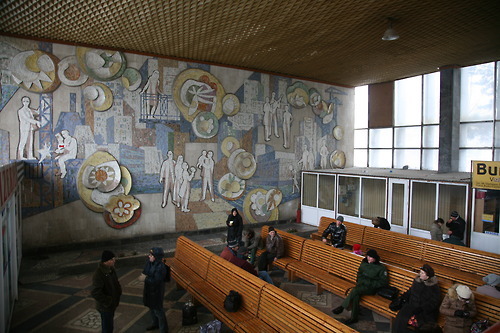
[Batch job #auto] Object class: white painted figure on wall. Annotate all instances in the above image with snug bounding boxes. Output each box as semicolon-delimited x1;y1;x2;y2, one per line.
159;150;176;208
173;155;184;207
282;104;293;149
263;96;272;141
17;96;41;160
289;165;300;193
270;92;281;138
179;162;196;212
55;130;77;178
199;150;215;201
298;144;314;170
141;70;161;117
320;140;329;169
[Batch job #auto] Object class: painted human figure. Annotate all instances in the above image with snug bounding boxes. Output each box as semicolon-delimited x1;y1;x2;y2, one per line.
282;104;293;149
270;92;281;138
179;162;196;212
173;155;184;207
320;140;329;169
55;130;77;178
289;165;300;193
141;70;161;117
263;97;272;141
197;150;207;169
159;151;176;208
200;150;215;201
298;144;314;170
17;96;41;160
307;146;315;169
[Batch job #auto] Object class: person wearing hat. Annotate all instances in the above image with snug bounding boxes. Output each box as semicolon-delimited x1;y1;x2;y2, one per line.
226;208;244;244
220;239;240;262
392;264;441;332
258;226;284;271
139;247;168;332
321;215;347;249
446;211;466;241
220;242;274;284
372;216;391;230
440;284;477;333
91;250;122;333
476;273;500;299
430;218;445;241
332;249;387;325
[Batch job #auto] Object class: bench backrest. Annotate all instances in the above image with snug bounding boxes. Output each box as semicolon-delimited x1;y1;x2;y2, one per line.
301;239;334;271
342;221;366;246
474;292;500;323
385;264;415;293
258;284;357;333
275;228;305;261
206;255;266;316
175;236;213;279
323;242;363;283
362;227;395;253
422;241;463;271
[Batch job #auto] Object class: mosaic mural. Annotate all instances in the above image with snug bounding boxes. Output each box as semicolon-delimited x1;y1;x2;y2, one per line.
0;36;351;234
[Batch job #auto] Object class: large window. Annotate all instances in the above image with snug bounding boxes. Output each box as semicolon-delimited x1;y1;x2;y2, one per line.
318;174;335;210
361;178;386;219
338;176;360;217
302;173;317;207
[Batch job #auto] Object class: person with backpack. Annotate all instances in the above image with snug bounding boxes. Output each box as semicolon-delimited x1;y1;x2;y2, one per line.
139;247;169;332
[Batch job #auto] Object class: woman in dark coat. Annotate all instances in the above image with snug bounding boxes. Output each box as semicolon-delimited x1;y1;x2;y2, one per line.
226;208;243;244
392;264;441;332
140;247;168;333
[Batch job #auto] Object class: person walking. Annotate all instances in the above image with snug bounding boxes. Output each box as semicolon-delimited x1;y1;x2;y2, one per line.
91;250;122;333
392;264;441;332
139;247;169;332
332;249;387;325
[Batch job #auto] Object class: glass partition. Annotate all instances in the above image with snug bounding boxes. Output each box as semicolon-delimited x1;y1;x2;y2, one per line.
411;182;436;230
302;173;318;207
361;177;386;219
438;184;467;221
318;174;335;210
338;176;360;217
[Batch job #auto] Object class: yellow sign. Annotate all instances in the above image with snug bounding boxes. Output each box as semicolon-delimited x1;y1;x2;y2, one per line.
472;161;500;190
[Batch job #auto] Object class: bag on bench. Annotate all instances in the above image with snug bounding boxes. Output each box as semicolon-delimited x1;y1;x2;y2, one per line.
377;286;399;300
223;290;241;312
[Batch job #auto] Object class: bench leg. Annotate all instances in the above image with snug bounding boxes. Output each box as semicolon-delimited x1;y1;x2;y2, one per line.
288;270;297;282
316;284;324;295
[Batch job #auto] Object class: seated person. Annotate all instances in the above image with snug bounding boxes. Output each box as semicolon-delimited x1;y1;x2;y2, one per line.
331;249;387;325
352;243;362;255
440;284;476;333
372;216;391;230
242;228;260;265
442;235;466;247
321;215;347;249
258;227;284;271
475;273;500;299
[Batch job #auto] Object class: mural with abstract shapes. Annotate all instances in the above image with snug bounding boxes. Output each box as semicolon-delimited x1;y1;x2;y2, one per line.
0;36;351;236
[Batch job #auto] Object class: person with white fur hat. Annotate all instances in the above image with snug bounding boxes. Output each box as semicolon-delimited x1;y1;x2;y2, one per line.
476;273;500;299
440;284;477;333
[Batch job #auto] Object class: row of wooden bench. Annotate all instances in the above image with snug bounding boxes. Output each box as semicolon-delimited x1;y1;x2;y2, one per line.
259;226;500;325
311;216;500;289
164;236;358;333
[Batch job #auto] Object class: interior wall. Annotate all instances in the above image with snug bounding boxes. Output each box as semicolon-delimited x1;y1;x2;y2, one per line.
0;36;354;250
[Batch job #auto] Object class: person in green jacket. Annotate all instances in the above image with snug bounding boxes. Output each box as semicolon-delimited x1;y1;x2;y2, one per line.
332;249;387;325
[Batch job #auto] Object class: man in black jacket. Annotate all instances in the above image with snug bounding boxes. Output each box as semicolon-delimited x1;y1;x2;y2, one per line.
321;215;347;248
91;250;122;333
446;210;466;241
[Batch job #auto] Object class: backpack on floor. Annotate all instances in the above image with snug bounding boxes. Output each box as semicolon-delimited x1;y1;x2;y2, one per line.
223;290;241;312
182;301;197;326
200;319;222;333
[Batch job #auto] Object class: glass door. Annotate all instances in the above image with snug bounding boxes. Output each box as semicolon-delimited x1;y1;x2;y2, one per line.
388;179;409;234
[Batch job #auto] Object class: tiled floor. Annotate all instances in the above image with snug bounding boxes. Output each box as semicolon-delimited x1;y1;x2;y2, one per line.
10;226;392;333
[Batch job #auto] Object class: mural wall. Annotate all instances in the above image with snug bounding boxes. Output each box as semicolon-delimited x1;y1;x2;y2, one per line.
0;36;354;250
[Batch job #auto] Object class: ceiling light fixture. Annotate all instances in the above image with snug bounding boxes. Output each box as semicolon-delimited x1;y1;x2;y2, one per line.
382;18;399;41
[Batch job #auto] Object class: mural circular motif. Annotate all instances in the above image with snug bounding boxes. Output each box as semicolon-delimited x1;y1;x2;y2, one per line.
76;47;126;81
228;149;256;180
221;136;240;157
10;50;61;93
222;94;240;116
192;112;219;138
58;56;88;86
218;173;246;200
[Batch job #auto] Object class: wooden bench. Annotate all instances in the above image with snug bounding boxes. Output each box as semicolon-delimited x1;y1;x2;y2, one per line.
163;235;213;290
258;226;305;271
310;217;365;247
242;284;358;333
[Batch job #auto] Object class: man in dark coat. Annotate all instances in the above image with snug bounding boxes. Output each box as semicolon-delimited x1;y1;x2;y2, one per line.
226;207;243;244
258;227;284;271
392;264;441;332
139;247;168;332
372;216;391;230
321;215;347;248
91;250;122;333
446;211;466;241
332;249;387;324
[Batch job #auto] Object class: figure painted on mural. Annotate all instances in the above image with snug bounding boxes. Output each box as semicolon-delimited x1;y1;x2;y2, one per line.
197;150;207;169
289;165;300;194
17;96;41;160
200;150;215;202
282;104;292;149
55;130;77;178
179;162;196;212
319;140;329;169
173;155;184;208
270;92;281;138
298;144;314;170
307;146;315;169
263;96;272;141
141;70;162;118
159;151;176;208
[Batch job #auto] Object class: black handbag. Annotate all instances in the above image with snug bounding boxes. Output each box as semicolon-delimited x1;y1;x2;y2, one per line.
223;290;241;312
377;286;400;300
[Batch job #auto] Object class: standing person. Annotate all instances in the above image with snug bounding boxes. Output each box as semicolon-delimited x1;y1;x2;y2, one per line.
139;247;168;333
332;249;387;325
91;250;122;333
446;211;466;241
321;215;347;249
392;264;441;332
242;228;260;265
372;216;391;230
430;218;445;241
440;284;476;333
258;227;284;271
226;208;243;244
